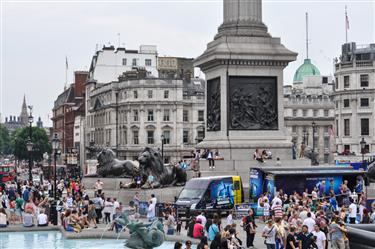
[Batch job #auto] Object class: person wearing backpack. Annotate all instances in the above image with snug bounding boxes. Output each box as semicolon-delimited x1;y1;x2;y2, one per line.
262;219;276;249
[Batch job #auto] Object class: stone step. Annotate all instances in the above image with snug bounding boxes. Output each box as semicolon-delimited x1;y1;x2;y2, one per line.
198;158;311;171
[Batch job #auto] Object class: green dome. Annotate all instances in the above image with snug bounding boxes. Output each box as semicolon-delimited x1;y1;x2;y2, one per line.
293;58;321;82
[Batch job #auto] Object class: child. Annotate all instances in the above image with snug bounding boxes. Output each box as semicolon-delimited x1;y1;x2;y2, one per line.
263;199;270;221
176;218;182;235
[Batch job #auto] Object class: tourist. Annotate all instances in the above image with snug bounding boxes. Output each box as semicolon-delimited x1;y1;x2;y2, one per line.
92;194;103;223
94;179;104;195
276;157;281;166
244;208;256;248
227;228;242;249
285;226;298;249
208;219;220;241
311;224;326;249
197;236;209;249
23;209;35;227
226;210;234;226
207;149;215;169
147;175;155;188
348;198;357;224
0;208;8;228
361;208;371;224
253;149;263;163
165;211;175;235
176;218;182;235
196;211;207;227
37;209;48;226
185;240;192;249
174;242;183;249
297;225;313;249
193;218;204;239
329;217;346;249
187;216;196;238
8;197;16;224
133;192;140;213
15;193;24;219
303;212;316;233
103;197;114;224
210;233;222;249
147;200;155;222
87;203;97;228
262;219;276;249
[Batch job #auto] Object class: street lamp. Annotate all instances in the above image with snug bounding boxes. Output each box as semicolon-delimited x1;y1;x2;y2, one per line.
26;139;33;183
312;121;316;153
51;133;60;225
360;137;367;169
161;134;164;164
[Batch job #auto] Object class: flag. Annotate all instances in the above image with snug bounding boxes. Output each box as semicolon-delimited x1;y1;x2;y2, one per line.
66;56;69;70
345;6;350;30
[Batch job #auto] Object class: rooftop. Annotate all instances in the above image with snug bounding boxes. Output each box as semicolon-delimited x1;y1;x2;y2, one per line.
293;59;321;82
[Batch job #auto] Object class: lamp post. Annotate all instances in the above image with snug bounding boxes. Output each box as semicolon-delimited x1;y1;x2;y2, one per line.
26;139;33;183
360;137;366;169
161;134;164;164
51;133;60;225
312;121;316;153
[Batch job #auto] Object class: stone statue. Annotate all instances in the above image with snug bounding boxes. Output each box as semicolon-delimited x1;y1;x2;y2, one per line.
137;147;187;188
115;211;165;249
207;78;221;131
96;148;138;177
303;147;319;166
94;147;187;188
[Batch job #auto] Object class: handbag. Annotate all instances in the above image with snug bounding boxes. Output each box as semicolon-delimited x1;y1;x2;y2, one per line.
264;226;274;245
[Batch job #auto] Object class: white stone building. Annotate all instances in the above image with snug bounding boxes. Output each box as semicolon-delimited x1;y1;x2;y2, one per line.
284;57;336;164
333;42;375;155
85;67;205;162
88;45;158;83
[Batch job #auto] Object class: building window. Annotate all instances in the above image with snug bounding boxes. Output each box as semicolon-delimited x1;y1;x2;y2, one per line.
198;110;204;122
133;130;139;144
148;90;153;99
361;118;369;135
147;110;154;121
335;77;338;89
162;130;170;144
302;110;307;117
145;59;152;66
133;90;138;99
291;126;297;133
132;58;137;67
122;58;127;66
197;130;205;142
360;74;369;87
344;75;350;88
343;99;350;108
336;120;339;137
161;109;170;122
313;110;318;117
133;110;139;122
324;154;329;164
360;98;369;107
147;130;154;144
335;101;339;108
292;109;297;117
344;144;350;152
164;90;169;99
122;130;127;145
324;137;330;149
183;130;189;144
322;77;328;84
344;119;350;136
324;110;329;117
183;110;189;122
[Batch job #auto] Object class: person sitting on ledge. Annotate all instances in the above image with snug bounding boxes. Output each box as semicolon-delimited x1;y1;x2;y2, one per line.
23;209;35;227
0;208;8;228
37;209;48;227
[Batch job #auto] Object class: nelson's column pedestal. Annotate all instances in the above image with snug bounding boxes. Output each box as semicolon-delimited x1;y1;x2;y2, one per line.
195;0;297;161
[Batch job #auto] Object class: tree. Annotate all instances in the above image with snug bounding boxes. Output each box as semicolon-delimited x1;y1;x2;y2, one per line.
0;124;12;155
13;127;51;161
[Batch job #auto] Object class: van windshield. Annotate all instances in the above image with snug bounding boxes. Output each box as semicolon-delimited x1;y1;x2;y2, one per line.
178;188;206;200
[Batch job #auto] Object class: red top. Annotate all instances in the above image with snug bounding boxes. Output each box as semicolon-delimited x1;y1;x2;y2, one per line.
193;223;204;238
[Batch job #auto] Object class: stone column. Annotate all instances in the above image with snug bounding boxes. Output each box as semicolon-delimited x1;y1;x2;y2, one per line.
224;0;262;23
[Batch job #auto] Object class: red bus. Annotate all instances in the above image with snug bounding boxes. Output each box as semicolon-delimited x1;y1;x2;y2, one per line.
0;164;17;183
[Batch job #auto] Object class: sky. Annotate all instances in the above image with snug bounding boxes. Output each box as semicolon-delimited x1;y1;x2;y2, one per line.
1;0;375;127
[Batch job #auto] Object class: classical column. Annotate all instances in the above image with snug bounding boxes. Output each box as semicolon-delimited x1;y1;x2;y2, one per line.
224;0;262;24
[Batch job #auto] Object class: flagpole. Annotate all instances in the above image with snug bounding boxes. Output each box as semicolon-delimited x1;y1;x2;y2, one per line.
65;56;68;90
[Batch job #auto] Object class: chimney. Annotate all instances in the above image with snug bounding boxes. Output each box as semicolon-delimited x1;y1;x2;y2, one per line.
5;117;8;122
74;71;89;97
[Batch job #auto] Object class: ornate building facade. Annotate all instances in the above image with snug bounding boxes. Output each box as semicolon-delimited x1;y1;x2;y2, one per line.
284;58;335;164
85;68;205;162
3;95;29;132
333;42;375;155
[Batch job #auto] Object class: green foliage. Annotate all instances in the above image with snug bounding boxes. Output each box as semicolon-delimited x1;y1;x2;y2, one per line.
13;126;51;161
0;124;12;155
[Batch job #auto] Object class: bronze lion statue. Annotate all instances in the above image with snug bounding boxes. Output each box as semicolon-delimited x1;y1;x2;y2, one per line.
96;148;138;177
137;147;187;188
